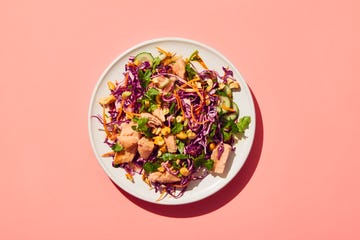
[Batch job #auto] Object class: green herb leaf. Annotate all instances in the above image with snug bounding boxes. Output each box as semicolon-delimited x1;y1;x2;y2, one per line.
204;159;214;170
132;117;154;137
185;63;197;80
169;102;176;115
111;143;124;152
144;87;160;101
138;69;152;89
159;153;190;161
152;56;161;72
176;140;185;154
171;121;183;134
236;116;251;134
143;162;161;173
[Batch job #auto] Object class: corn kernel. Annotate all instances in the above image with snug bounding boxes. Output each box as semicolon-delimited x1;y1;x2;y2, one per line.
153;136;165;146
107;81;116;91
161;126;171;136
176;131;188;140
159;144;167;153
209;142;216;151
180;167;190;176
157;166;165;173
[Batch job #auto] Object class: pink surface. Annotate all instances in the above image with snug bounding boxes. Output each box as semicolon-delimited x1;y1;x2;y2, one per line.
1;0;359;239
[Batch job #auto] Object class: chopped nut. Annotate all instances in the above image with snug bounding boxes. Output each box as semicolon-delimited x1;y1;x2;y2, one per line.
125;173;134;182
229;81;240;89
99;95;116;106
176;115;184;123
206;79;213;92
157;166;165;173
152;127;161;135
186;130;196;140
107;81;116;91
176;131;187;140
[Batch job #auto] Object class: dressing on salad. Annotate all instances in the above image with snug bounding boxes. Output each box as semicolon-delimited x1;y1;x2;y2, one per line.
95;48;251;200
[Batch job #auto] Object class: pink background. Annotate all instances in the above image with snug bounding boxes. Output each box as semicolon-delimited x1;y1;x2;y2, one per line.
1;0;359;239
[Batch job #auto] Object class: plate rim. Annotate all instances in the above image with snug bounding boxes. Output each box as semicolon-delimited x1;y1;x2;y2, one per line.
88;37;256;205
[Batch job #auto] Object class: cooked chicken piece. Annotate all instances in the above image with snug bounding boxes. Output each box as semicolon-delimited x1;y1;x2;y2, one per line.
164;135;177;153
119;122;141;139
140;113;162;127
137;137;154;159
147;171;181;183
171;57;186;79
152;108;165;122
210;143;232;174
113;136;138;164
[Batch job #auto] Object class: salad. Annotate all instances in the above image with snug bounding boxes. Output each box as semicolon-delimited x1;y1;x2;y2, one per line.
94;47;251;200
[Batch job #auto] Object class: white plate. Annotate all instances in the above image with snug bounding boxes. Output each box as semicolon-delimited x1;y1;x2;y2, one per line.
88;37;256;205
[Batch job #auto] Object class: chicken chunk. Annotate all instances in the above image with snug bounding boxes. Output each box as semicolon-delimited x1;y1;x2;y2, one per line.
137;137;154;159
147;171;181;183
152;108;165;122
113;136;138;165
171;57;186;79
120;122;141;139
164;135;177;153
210;143;232;174
140;113;162;127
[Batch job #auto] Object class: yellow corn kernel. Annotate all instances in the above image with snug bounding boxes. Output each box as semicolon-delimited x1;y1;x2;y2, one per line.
179;167;190;176
176;115;184;123
176;131;188;140
161;126;171;136
218;82;225;90
209;142;216;151
153;136;165;146
159;144;167;153
157;166;165;173
186;130;196;140
107;81;116;91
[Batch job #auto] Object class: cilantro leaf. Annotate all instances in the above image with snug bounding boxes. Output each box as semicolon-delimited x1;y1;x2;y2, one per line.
138;69;152;89
152;56;161;72
143;162;160;173
144;87;160;101
132;117;154;137
185;63;197;80
204;159;214;170
111;143;124;152
171;122;183;134
159;153;190;161
236;116;251;134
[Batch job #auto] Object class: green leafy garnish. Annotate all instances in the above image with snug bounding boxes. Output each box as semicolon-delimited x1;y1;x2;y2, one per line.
111;143;124;152
171;121;183;134
143;162;161;173
152;56;161;72
144;87;160;101
236;116;251;134
159;153;190;161
176;139;185;154
185;63;197;80
132;117;154;137
138;69;152;89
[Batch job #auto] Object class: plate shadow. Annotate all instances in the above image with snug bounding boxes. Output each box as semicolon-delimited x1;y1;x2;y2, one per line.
112;88;263;217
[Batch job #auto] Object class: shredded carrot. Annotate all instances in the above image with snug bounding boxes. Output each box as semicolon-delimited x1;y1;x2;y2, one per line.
156;47;173;57
221;105;236;112
102;107;111;137
190;104;208;125
174;91;185;117
116;98;125;122
123;72;129;87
